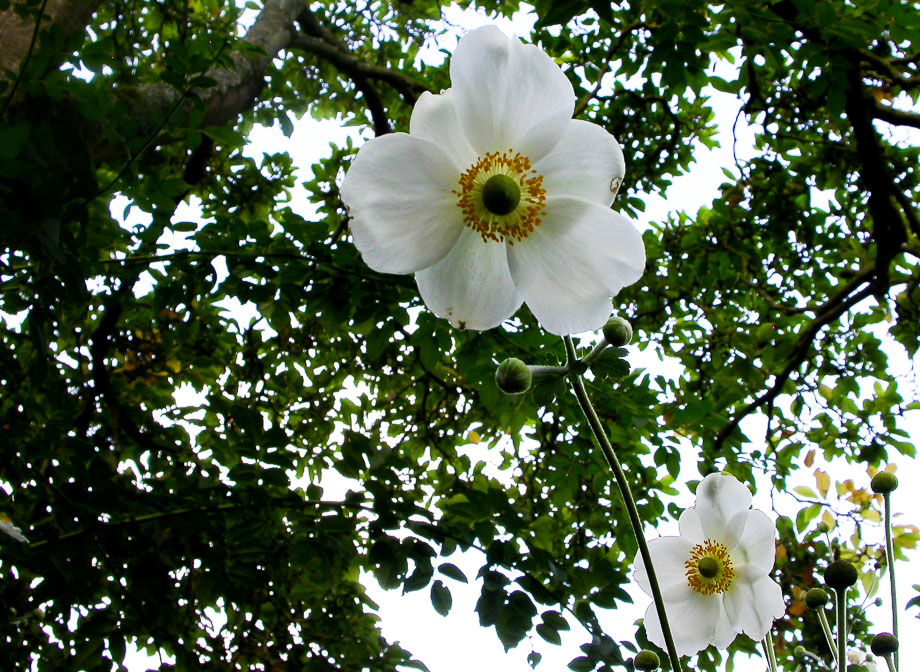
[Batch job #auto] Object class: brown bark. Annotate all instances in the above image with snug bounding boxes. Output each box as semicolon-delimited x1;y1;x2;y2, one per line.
89;0;308;163
0;0;101;81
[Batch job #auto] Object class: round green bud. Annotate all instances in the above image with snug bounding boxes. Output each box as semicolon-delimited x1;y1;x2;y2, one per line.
481;175;521;215
870;471;898;494
824;560;858;591
870;632;899;656
793;646;807;657
805;587;829;609
603;315;633;346
633;650;660;671
495;358;532;395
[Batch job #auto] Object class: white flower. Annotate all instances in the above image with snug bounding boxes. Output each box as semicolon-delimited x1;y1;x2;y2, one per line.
0;513;29;544
848;648;879;672
633;473;786;656
340;26;644;336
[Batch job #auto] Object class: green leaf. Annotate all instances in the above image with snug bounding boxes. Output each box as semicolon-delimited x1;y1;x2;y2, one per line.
430;580;452;616
437;562;468;583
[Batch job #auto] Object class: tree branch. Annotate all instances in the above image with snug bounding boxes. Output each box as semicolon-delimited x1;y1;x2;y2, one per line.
291;8;431;110
713;268;881;452
0;0;101;82
90;0;306;163
870;100;920;130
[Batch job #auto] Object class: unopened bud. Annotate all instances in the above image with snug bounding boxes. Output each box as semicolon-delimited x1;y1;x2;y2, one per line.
870;471;898;494
805;588;829;609
495;358;532;395
633;650;660;671
603;316;633;346
870;632;898;656
824;560;858;591
793;646;807;657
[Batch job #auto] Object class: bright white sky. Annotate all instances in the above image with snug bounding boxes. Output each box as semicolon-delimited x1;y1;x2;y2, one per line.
99;2;919;670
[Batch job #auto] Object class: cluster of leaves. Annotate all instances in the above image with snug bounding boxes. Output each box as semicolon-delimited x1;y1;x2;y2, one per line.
1;0;917;670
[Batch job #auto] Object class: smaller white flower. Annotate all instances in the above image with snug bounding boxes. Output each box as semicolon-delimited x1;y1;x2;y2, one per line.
0;513;29;544
848;648;880;672
633;473;786;656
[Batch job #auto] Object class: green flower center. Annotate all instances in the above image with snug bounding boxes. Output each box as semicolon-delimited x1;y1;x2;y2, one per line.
685;540;734;595
481;174;521;215
697;557;719;578
454;150;546;244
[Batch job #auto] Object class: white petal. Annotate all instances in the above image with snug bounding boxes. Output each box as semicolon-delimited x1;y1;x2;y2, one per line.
450;26;575;162
633;536;695;596
677;506;706;544
0;521;28;544
733;510;778;571
695;473;753;543
535;120;626;207
409;89;477;169
723;566;785;641
644;591;721;657
341;133;464;274
415;228;523;330
711;597;739;650
507;198;645;335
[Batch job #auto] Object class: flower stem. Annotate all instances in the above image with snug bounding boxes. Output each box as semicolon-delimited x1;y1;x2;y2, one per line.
762;631;778;672
562;336;683;672
883;653;896;672
817;608;838;665
835;587;847;672
883;492;899;670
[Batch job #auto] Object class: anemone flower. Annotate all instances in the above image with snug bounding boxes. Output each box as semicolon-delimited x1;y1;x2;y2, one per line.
340;26;644;336
633;473;786;656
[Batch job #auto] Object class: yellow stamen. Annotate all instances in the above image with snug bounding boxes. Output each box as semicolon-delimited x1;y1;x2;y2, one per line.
454;150;546;244
685;539;735;595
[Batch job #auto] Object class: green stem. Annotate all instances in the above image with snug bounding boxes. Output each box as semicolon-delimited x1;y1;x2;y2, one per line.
883;492;899;670
562;336;683;672
884;653;896;672
763;631;778;672
817;608;838;665
835;587;847;672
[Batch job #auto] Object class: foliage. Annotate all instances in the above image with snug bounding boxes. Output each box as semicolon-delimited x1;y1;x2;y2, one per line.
1;0;918;670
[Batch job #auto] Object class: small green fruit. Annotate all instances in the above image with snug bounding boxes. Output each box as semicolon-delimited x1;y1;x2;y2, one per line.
495;358;532;395
805;587;829;609
603;315;633;346
824;560;858;591
870;632;898;655
633;650;660;671
870;471;898;494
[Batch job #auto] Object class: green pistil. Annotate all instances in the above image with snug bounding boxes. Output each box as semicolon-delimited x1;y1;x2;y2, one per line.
698;557;720;579
481;174;520;215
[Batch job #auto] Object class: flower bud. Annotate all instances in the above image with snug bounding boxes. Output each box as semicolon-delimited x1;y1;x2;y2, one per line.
495;358;532;395
870;471;898;494
824;560;858;590
793;646;807;657
633;650;660;671
805;587;829;609
603;315;633;346
870;632;898;656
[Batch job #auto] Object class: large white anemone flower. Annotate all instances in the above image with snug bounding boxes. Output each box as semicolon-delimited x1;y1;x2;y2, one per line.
633;473;786;656
340;26;645;336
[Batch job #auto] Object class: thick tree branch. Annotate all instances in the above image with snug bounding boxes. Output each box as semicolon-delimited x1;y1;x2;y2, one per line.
0;0;101;81
90;0;306;163
844;64;909;286
871;100;920;130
